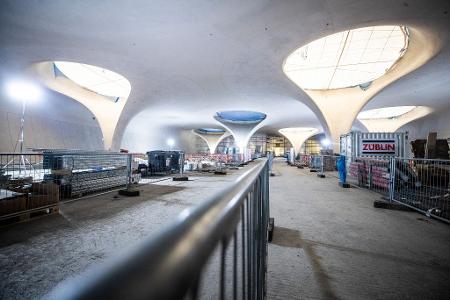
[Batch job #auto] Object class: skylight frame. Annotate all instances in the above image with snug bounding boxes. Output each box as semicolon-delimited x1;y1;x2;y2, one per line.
283;26;409;90
54;61;131;99
357;106;416;120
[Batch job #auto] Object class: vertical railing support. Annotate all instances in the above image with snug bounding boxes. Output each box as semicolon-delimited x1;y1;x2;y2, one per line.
126;153;132;189
389;157;396;203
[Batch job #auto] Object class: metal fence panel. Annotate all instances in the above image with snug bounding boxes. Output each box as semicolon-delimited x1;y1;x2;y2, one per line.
346;156;450;223
393;158;449;222
347;157;391;197
0;151;144;221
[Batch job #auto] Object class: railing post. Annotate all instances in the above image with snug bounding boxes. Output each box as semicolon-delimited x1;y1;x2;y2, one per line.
321;155;324;174
389;157;396;203
127;153;132;189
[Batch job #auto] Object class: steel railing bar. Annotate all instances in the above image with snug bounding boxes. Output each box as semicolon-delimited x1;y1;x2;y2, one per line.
44;159;270;300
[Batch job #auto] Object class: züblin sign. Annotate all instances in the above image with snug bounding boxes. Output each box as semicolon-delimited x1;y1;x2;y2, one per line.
361;139;396;155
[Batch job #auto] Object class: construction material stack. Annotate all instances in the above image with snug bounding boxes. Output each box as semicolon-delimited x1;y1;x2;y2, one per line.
43;150;128;198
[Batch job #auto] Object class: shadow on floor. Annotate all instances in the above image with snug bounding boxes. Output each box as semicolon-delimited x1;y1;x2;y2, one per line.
0;184;185;247
271;226;340;299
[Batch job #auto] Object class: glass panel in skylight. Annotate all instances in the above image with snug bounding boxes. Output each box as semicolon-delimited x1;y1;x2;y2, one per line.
357;106;416;120
284;25;408;90
54;61;131;98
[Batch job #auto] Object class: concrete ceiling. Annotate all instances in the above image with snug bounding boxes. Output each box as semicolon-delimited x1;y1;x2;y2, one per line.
0;0;449;150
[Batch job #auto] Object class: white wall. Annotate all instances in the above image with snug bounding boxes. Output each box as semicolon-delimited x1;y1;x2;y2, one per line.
0;88;104;152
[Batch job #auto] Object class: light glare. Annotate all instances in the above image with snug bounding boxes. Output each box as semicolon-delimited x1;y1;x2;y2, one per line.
321;139;331;147
6;80;42;102
167;138;175;147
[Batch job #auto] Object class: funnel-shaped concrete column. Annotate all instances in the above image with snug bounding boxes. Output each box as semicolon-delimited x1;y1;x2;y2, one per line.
358;106;432;132
284;27;441;153
214;111;266;161
192;129;231;154
31;62;130;150
279;128;320;156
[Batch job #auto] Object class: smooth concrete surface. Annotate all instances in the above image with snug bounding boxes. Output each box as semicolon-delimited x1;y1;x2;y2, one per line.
3;1;450;152
267;159;450;300
0;168;249;300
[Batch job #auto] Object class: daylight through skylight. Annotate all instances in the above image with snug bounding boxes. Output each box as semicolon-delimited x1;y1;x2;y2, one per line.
54;61;131;98
357;106;416;120
283;26;408;90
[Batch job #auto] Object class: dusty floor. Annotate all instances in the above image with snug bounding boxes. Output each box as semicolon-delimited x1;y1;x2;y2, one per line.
0;168;247;300
267;159;450;300
1;160;450;299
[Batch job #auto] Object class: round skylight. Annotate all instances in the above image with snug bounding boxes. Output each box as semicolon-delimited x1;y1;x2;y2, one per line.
54;61;131;98
283;26;409;90
279;127;318;134
216;111;266;123
196;128;226;134
357;106;416;120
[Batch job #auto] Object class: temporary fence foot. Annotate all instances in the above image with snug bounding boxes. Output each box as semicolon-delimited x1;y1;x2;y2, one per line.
339;182;350;188
310;169;317;173
118;189;140;197
268;218;275;242
317;173;326;178
214;170;227;175
173;176;189;181
373;199;413;211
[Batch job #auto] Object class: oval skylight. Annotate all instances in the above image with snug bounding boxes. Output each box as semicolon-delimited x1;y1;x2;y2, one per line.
279;127;318;134
54;61;131;98
358;106;416;120
216;111;266;123
283;26;409;90
196;128;226;134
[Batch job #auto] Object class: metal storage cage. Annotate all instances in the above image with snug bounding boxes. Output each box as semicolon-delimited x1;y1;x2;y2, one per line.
42;150;128;198
147;150;185;175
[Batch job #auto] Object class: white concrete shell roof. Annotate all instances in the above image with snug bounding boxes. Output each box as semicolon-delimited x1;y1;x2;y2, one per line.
0;1;449;151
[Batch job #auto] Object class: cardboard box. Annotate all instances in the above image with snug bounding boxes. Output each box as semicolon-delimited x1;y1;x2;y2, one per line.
29;182;59;209
0;191;27;216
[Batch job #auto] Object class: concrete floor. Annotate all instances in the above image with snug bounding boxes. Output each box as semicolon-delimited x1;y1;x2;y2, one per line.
1;160;449;299
0;169;247;300
267;159;450;300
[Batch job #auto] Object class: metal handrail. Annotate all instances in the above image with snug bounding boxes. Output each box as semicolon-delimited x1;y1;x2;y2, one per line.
45;159;270;300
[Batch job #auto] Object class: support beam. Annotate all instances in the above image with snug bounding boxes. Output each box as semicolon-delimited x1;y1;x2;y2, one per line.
31;62;129;150
192;130;231;154
279;128;320;157
285;27;442;153
214;116;265;161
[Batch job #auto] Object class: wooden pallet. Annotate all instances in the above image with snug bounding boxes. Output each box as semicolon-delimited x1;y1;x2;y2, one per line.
0;205;59;226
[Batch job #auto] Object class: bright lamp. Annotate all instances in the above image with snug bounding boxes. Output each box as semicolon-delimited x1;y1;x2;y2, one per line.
6;79;42;102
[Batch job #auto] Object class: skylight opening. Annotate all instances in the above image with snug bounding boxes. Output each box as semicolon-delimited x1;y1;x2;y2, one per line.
53;61;131;98
216;111;266;123
283;26;409;90
196;128;226;134
357;106;416;120
279;127;318;134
